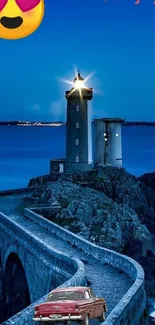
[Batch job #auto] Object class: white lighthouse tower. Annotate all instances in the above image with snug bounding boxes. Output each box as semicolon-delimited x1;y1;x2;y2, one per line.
65;71;93;173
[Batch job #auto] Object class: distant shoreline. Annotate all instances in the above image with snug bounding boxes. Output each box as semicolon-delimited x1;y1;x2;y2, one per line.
0;121;155;126
123;122;155;126
0;122;66;127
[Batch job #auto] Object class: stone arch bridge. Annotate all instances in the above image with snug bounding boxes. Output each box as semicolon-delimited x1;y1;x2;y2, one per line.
0;189;146;325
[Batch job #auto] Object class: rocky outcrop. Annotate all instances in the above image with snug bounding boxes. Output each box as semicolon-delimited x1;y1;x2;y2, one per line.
138;172;155;191
27;167;155;296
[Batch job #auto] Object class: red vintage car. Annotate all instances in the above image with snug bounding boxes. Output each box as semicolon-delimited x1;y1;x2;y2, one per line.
33;286;107;325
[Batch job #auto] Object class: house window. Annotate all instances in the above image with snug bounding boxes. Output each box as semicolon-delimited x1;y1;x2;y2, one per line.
76;122;79;128
76;156;79;162
76;139;79;145
76;105;79;111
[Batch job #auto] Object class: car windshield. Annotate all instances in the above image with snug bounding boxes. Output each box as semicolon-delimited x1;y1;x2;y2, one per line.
47;291;84;302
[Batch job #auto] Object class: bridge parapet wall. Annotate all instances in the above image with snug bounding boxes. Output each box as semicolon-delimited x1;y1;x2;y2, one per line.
23;208;146;325
0;186;43;196
0;211;85;325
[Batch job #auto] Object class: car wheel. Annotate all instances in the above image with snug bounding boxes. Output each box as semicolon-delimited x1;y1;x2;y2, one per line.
81;314;89;325
98;309;105;322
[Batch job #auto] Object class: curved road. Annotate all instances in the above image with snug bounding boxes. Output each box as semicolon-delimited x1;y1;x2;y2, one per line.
0;193;133;321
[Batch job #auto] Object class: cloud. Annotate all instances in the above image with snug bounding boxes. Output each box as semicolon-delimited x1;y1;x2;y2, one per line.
26;103;41;112
32;104;41;111
49;99;66;121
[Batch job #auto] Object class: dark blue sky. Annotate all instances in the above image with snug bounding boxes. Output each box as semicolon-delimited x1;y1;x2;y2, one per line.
0;0;155;121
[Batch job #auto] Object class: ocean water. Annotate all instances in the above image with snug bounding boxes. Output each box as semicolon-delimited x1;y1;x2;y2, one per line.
0;125;154;190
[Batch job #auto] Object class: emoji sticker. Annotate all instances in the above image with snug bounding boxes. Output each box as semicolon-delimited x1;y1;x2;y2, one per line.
0;0;44;40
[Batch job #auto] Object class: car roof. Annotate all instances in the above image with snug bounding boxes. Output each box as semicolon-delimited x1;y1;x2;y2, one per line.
51;287;90;294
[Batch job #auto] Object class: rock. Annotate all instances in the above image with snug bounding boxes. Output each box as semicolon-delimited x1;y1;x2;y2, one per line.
138;172;155;191
41;187;52;202
28;173;60;187
49;197;60;207
22;196;39;204
27;167;155;296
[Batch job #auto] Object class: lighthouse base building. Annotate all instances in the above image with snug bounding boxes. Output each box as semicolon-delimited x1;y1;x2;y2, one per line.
92;118;124;168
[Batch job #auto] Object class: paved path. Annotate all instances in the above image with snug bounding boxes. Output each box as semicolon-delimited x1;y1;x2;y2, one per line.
0;193;133;322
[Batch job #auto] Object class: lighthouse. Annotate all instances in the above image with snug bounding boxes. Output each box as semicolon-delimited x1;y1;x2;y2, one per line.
65;71;93;173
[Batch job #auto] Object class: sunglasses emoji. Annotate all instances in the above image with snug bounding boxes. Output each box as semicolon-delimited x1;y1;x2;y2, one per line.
0;0;44;39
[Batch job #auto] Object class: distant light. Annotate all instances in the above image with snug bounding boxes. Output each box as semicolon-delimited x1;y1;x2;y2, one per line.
105;138;108;141
116;133;119;136
104;133;106;136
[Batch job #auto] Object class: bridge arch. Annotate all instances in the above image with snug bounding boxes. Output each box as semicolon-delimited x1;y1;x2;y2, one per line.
2;244;33;299
1;252;31;323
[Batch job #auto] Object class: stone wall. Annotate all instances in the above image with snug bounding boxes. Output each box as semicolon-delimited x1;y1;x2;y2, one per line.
0;212;85;325
23;208;146;325
0;186;42;196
